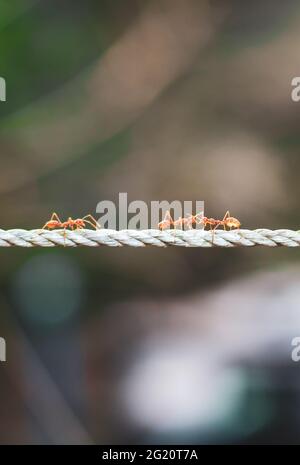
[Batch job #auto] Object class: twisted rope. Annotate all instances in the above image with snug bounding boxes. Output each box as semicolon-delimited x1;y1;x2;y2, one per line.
0;228;299;247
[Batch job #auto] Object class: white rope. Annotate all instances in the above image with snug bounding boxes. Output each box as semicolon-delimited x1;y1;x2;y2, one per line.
0;228;299;247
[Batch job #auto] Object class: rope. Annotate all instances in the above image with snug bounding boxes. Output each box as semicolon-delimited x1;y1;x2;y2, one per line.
0;228;299;247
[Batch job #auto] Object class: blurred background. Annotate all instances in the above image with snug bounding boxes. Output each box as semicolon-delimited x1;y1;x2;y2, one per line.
1;0;300;445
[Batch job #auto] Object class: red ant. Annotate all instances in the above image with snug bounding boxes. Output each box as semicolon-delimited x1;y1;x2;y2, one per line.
173;211;241;231
158;211;203;230
173;214;201;229
200;211;241;232
167;211;203;229
200;211;241;243
42;212;101;239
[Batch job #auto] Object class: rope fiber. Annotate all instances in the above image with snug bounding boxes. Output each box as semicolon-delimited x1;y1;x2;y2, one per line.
0;228;299;247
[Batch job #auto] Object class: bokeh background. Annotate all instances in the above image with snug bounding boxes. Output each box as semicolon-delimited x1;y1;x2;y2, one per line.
1;0;300;445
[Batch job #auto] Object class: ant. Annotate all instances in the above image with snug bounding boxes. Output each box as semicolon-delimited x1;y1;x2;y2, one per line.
200;211;241;242
167;211;204;229
173;213;202;229
42;212;101;240
201;211;241;232
158;211;203;230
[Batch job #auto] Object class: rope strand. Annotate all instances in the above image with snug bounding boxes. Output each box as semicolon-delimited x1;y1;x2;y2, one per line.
0;228;299;247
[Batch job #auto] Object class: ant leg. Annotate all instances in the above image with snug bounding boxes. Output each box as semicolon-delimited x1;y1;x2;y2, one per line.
212;226;217;244
63;226;67;247
195;213;203;226
41;212;62;230
82;214;101;229
83;219;100;230
186;216;193;230
209;223;216;244
82;215;101;229
212;223;221;244
186;214;196;229
50;212;62;222
222;211;230;230
174;217;184;229
164;210;174;227
182;218;189;230
193;213;205;230
50;212;63;225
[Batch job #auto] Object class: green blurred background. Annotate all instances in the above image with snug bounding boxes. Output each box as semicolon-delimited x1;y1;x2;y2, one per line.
1;0;300;444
